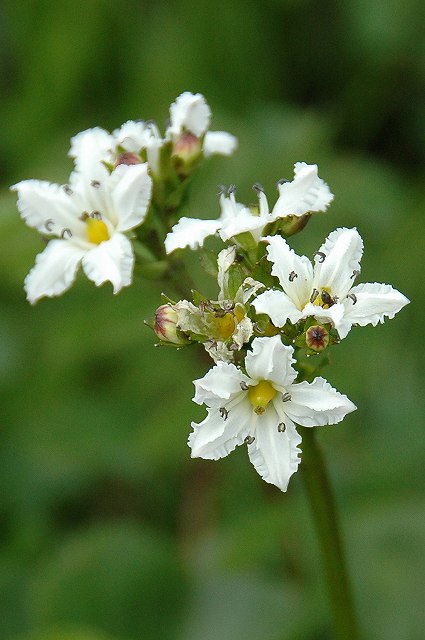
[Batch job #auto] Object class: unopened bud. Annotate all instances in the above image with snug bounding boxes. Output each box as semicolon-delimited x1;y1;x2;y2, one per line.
154;304;187;344
115;152;142;167
277;213;311;237
305;325;329;352
172;131;202;167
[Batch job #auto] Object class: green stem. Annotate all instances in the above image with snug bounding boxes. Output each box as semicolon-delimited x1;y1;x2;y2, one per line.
299;427;360;640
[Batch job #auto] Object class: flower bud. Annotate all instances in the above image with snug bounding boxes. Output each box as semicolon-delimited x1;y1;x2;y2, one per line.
115;152;142;167
172;131;202;169
305;325;329;352
154;304;187;344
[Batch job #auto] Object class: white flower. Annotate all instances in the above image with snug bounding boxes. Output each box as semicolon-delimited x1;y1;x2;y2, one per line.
164;163;332;253
189;335;356;491
11;159;152;303
167;91;237;157
253;228;409;338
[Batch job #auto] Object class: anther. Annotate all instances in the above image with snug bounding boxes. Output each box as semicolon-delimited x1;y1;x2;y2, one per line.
63;185;73;195
217;184;226;196
282;392;291;402
61;228;72;239
289;271;298;282
219;407;229;421
244;436;255;445
252;182;264;194
91;180;101;188
254;322;266;335
90;211;102;219
228;184;236;195
240;381;249;391
314;251;326;263
277;178;290;185
45;219;54;232
278;422;286;433
310;289;319;304
222;301;235;312
347;293;357;304
351;269;360;279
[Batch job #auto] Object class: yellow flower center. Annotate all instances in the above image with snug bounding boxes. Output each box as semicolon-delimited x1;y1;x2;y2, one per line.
213;312;237;340
312;286;335;309
86;218;110;245
248;380;277;415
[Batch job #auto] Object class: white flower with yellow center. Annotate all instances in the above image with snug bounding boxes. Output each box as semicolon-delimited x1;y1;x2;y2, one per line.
253;228;409;339
164;162;333;254
189;335;356;491
11;159;152;304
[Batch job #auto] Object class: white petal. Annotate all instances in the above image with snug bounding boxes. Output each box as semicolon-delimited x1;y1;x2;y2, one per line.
284;377;356;427
263;235;313;309
11;180;83;237
301;301;347;335
219;209;266;243
245;336;297;387
69;127;113;179
164;217;221;253
248;411;302;492
203;131;238;157
217;246;236;299
24;240;85;304
113;120;162;153
272;162;333;218
82;233;133;293
253;289;303;326
314;227;363;298
189;399;252;460
109;163;152;231
342;282;410;329
168;92;211;138
193;361;248;406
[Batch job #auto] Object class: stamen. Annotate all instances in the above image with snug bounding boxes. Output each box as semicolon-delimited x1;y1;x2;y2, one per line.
90;211;102;220
217;184;226;196
252;182;264;194
219;407;229;421
61;228;72;239
277;178;289;185
240;381;249;391
244;436;255;445
288;271;298;282
314;251;326;263
63;185;73;195
310;289;319;304
45;219;54;232
278;422;286;432
91;180;101;188
228;184;236;195
281;392;291;402
347;293;357;304
351;269;360;279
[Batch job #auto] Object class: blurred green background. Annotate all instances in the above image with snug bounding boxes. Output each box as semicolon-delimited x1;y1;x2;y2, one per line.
0;1;423;639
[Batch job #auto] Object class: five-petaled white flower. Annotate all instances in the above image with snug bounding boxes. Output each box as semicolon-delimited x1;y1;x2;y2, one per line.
189;335;356;491
164;162;333;253
12;159;152;304
253;228;409;339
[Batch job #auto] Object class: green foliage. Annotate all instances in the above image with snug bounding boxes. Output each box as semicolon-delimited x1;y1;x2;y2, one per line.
0;1;424;639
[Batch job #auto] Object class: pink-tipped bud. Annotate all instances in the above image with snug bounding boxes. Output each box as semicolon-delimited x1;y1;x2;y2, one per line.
154;304;186;344
115;152;142;167
305;325;329;352
172;131;202;167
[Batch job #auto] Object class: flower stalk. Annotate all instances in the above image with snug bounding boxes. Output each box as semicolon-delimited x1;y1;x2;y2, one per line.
300;427;360;640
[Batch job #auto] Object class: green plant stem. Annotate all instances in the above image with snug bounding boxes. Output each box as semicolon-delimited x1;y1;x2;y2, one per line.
299;427;360;640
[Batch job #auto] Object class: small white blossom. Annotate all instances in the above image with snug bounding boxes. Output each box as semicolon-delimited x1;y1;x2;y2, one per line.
253;228;409;338
11;158;152;304
164;163;332;253
189;335;356;491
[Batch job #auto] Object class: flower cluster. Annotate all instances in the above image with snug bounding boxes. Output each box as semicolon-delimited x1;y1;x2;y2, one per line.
12;92;409;492
12;92;237;304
